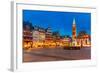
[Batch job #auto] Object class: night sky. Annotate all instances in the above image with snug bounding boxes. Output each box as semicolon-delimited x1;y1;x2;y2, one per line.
23;10;91;37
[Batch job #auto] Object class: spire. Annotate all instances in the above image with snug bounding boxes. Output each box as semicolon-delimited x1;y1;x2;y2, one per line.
73;18;76;25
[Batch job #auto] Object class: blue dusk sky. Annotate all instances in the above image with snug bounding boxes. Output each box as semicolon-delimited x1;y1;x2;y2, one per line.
23;10;91;37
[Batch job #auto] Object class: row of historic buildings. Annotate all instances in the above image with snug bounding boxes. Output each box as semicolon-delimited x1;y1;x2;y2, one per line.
23;22;54;43
23;19;91;49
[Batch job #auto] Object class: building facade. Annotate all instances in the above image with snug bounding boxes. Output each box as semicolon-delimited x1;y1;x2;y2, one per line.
72;19;91;48
45;27;53;42
32;26;40;42
23;22;33;50
38;27;45;42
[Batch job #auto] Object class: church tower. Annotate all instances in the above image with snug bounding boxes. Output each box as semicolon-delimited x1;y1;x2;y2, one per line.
72;19;77;40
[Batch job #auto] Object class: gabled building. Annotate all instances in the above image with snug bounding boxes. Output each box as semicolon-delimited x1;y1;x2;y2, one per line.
77;34;91;48
32;26;40;42
32;26;45;42
60;35;72;47
23;21;33;50
45;27;53;42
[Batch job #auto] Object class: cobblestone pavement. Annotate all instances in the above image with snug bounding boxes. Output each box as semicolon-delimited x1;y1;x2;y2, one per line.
23;48;91;62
